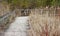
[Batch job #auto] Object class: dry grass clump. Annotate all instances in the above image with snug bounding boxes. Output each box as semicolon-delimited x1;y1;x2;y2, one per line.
29;11;60;36
0;3;10;16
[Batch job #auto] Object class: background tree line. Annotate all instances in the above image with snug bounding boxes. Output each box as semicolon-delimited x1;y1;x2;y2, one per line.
2;0;60;9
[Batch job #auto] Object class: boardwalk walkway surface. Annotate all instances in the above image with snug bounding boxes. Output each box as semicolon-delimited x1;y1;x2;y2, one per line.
4;16;29;36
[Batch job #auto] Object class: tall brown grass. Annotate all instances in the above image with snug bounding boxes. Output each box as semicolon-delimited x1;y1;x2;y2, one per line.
28;9;60;36
0;3;10;16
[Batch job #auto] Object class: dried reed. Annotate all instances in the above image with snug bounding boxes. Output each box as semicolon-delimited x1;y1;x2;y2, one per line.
28;9;60;36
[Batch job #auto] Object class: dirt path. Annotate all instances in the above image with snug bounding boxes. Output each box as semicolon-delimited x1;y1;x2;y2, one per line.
4;16;29;36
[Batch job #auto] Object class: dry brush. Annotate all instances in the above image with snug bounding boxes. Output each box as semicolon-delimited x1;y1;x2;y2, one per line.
28;9;60;36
